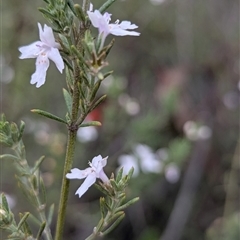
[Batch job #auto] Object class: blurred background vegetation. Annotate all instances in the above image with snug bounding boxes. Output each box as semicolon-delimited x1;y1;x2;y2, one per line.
1;0;239;239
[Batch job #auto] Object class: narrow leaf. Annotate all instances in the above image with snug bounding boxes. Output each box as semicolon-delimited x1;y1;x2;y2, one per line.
71;45;88;67
90;95;107;112
0;154;19;161
63;58;73;71
99;197;106;218
40;178;47;204
17;212;30;230
67;0;77;15
31;156;45;175
102;71;113;80
31;109;67;124
95;217;104;233
1;193;10;213
116;167;123;183
79;121;101;128
47;204;55;225
18;121;25;141
102;212;125;236
115;197;139;212
36;221;46;239
99;0;117;13
89;80;101;102
38;8;57;20
63;88;73;114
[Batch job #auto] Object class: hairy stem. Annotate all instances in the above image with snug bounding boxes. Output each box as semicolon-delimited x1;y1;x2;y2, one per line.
54;60;81;240
54;128;77;240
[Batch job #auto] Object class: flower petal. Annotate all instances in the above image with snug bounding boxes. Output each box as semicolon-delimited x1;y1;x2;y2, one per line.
109;24;140;36
91;155;108;173
75;174;96;198
87;10;103;28
38;23;59;48
66;168;92;180
19;41;42;59
118;21;139;30
98;169;109;183
87;10;110;36
48;48;64;73
30;54;50;88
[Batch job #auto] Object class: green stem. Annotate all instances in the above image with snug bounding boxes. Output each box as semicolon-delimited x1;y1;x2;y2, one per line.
54;129;77;240
54;60;81;240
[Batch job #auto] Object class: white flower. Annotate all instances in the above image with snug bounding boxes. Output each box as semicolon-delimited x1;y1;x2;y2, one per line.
19;23;64;88
134;144;162;173
66;155;109;198
164;164;180;184
87;5;140;43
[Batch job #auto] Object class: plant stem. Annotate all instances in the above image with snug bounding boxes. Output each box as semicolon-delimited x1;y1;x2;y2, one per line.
54;60;81;240
54;128;77;240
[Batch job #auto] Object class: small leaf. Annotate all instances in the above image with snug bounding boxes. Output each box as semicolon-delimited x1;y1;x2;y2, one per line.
63;88;73;114
101;212;125;236
31;109;67;124
126;167;134;182
99;0;117;13
89;80;101;101
31;156;45;175
110;179;119;191
102;71;113;80
90;94;107;112
18;121;25;141
40;178;47;204
0;154;19;161
79;121;101;128
47;204;55;225
66;66;74;90
63;58;73;71
1;193;10;213
107;211;125;225
103;38;115;58
38;8;57;20
81;71;90;88
100;197;106;218
17;212;30;230
94;184;110;196
36;221;46;239
32;175;38;191
67;0;77;16
116;168;123;183
74;4;86;21
21;217;32;236
71;45;88;67
58;34;70;52
115;197;139;212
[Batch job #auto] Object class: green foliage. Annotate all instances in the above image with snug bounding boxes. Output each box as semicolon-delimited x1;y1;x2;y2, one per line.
0;117;53;240
86;168;139;239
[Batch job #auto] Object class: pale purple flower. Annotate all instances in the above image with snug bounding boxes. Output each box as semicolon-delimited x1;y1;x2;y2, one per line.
165;164;180;184
66;155;109;198
87;5;140;43
117;154;139;177
19;23;64;88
